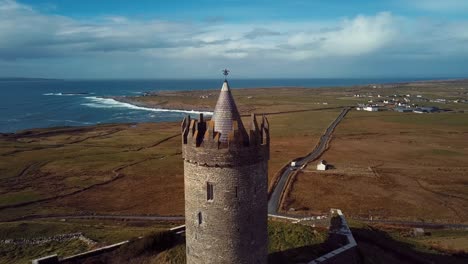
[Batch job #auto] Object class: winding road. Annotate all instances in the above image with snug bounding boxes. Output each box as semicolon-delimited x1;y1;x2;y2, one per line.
4;108;350;223
6;106;468;232
268;107;350;214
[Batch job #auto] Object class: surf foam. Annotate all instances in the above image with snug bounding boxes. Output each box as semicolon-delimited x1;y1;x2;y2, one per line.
44;92;93;96
82;97;213;115
43;93;64;96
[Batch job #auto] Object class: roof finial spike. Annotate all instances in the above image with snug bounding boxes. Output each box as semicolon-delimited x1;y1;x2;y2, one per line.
222;68;230;82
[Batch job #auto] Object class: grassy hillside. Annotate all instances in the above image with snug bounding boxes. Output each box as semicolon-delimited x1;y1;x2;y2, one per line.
0;219;178;264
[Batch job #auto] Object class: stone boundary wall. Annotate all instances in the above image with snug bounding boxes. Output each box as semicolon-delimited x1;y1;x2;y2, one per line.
31;241;129;264
278;169;301;211
60;240;129;263
31;225;186;264
308;209;359;264
268;213;330;228
269;209;359;264
2;232;96;246
31;211;359;264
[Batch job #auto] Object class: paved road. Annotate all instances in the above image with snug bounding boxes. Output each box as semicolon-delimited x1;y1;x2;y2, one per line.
7;108;351;223
268;107;350;214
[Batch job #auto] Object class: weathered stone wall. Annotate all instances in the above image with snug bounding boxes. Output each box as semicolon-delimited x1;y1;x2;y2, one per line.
308;209;359;264
32;226;187;264
183;143;268;167
2;233;95;246
182;112;270;264
184;160;268;264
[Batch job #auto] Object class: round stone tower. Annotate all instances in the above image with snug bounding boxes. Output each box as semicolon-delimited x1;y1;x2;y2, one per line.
182;80;270;264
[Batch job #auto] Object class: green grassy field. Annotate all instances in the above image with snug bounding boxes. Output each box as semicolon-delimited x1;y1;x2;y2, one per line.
348;222;468;264
267;221;327;264
0;219;178;264
1;240;89;264
79;220;328;264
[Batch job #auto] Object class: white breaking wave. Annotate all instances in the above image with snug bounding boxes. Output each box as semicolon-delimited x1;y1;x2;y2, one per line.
47;119;93;125
43;92;94;96
82;97;213;115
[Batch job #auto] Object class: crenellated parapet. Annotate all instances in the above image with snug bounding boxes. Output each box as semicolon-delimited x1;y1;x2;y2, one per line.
183;78;269;264
181;113;270;167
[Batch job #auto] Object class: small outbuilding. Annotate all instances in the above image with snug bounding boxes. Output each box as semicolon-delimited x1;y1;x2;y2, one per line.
411;228;425;237
363;106;379;112
317;160;328;171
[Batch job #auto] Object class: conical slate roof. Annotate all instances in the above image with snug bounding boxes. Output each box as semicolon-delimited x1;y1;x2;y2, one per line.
212;80;248;143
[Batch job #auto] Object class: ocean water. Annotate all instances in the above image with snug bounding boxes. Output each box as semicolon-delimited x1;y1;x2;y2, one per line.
0;78;441;133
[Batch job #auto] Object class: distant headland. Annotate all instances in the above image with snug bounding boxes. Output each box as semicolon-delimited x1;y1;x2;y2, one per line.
0;77;63;82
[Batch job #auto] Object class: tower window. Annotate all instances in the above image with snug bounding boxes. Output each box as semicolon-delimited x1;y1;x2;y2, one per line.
207;182;214;201
198;212;202;225
235;187;238;198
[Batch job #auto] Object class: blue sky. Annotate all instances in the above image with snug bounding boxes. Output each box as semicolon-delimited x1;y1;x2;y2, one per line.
1;0;468;78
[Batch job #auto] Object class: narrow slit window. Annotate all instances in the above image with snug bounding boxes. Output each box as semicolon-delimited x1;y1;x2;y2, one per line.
235;187;238;198
198;212;202;225
207;182;214;201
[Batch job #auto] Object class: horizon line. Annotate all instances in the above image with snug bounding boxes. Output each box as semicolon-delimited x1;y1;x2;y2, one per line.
1;76;467;81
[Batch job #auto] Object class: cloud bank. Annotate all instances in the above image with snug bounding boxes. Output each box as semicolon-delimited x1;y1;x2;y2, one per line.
0;0;467;78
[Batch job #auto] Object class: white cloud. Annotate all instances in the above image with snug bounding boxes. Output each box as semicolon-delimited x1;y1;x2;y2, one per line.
0;1;398;61
0;0;30;11
0;0;468;78
0;0;200;59
285;12;397;59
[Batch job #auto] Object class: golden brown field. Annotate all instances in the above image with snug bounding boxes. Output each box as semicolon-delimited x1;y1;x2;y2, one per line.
1;81;467;222
0;109;341;221
284;111;468;223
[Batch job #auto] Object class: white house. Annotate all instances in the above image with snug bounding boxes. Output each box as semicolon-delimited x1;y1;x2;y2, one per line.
317;160;328;171
363;106;378;112
411;228;425;237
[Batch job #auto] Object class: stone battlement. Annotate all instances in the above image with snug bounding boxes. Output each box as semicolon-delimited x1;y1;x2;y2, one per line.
181;113;269;167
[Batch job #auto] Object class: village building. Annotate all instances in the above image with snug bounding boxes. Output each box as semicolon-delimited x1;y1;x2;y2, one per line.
411;228;425;237
317;160;328;171
413;106;439;114
398;102;408;107
363;106;379;112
